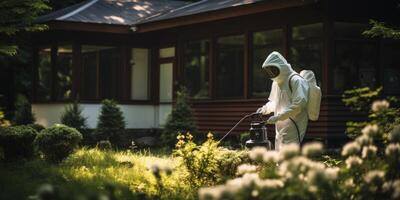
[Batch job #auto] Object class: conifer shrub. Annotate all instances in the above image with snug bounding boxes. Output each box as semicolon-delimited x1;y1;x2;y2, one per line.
60;101;89;142
161;87;197;147
27;123;45;132
0;125;38;160
95;99;125;147
35;124;82;162
14;95;35;125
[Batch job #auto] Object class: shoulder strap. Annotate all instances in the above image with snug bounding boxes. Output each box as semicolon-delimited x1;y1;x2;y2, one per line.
288;74;302;93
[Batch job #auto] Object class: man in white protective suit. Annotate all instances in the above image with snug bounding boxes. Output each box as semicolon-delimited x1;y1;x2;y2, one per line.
256;51;309;151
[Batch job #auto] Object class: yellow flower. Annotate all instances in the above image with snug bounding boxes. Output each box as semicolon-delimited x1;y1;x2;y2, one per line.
186;132;193;140
207;132;214;140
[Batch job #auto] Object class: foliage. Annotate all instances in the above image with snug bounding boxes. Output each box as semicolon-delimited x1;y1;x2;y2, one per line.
0;0;49;56
0;110;11;127
0;148;198;200
96;140;112;151
363;20;400;40
198;97;400;200
34;124;82;162
13;94;36;125
60;101;88;140
174;132;247;188
0;125;38;160
342;87;400;143
162;87;197;147
26;123;45;132
95;99;125;147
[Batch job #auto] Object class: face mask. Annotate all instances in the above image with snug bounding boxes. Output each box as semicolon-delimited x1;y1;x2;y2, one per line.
264;65;280;79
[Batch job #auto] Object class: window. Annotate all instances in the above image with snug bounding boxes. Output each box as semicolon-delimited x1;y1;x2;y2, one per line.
333;42;378;92
382;42;400;94
290;23;323;86
37;47;52;101
334;22;368;38
183;40;210;99
56;45;73;100
251;29;283;97
80;45;119;100
159;47;175;58
216;35;244;98
130;48;150;100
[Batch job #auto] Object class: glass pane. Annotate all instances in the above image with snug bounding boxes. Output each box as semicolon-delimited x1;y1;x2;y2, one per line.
56;45;73;100
81;45;119;100
290;23;323;86
252;29;283;97
382;42;400;94
159;63;173;102
292;23;323;41
333;42;378;93
159;47;175;58
99;48;119;99
334;22;368;38
131;48;150;100
216;35;244;98
37;48;52;101
183;40;210;99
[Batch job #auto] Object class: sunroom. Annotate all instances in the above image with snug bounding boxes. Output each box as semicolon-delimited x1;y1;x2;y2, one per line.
32;0;400;144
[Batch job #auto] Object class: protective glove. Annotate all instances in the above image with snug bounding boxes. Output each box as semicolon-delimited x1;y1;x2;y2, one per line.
267;115;280;124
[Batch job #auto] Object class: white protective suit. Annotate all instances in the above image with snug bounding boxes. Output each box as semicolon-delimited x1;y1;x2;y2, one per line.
258;52;309;151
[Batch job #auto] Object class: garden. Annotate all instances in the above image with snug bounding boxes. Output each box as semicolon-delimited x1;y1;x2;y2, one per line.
0;87;399;200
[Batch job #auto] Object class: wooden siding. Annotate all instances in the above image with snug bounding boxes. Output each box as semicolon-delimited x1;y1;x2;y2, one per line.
191;96;367;142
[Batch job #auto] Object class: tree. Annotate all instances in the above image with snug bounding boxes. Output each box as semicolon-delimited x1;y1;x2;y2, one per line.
161;87;197;147
363;20;400;40
95;99;125;147
60;101;87;134
13;94;35;125
0;0;49;56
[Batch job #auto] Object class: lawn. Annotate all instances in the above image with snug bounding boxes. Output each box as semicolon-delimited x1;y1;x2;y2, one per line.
0;148;196;200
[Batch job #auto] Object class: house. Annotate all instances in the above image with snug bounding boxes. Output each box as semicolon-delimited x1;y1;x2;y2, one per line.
32;0;400;145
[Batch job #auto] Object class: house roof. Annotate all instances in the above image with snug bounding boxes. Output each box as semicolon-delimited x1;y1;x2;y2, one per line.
138;0;265;24
36;0;189;25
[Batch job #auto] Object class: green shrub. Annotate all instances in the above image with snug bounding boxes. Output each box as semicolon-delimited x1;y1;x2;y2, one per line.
95;99;125;147
60;101;87;134
14;95;35;125
174;132;247;188
27;123;45;132
0;110;11;127
96;140;112;150
35;124;82;162
0;125;38;160
162;87;197;147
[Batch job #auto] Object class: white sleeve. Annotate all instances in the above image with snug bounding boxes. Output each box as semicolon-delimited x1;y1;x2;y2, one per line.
260;82;277;115
277;77;309;120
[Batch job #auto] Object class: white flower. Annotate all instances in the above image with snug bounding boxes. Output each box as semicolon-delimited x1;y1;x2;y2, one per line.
302;142;323;158
249;147;267;161
251;190;259;197
392;180;400;199
236;164;257;175
389;126;400;143
361;145;377;158
263;150;279;163
385;143;400;156
227;173;260;189
364;170;385;184
361;124;379;138
345;156;362;168
279;143;300;160
198;185;227;200
256;179;284;189
341;142;361;157
325;167;340;180
371;100;390;112
355;135;373;146
344;178;355;188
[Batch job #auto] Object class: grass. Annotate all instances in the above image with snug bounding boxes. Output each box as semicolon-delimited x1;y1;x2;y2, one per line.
0;148;196;200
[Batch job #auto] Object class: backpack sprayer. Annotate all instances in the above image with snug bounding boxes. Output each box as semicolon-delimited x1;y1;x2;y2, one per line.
218;112;272;150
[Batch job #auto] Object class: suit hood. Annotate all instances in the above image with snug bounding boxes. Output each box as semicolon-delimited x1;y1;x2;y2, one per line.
262;51;295;84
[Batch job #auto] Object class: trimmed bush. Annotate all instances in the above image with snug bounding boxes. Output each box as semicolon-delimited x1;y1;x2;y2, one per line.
162;87;197;147
27;123;45;132
14;95;35;125
35;124;82;162
95;99;125;147
0;125;38;160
